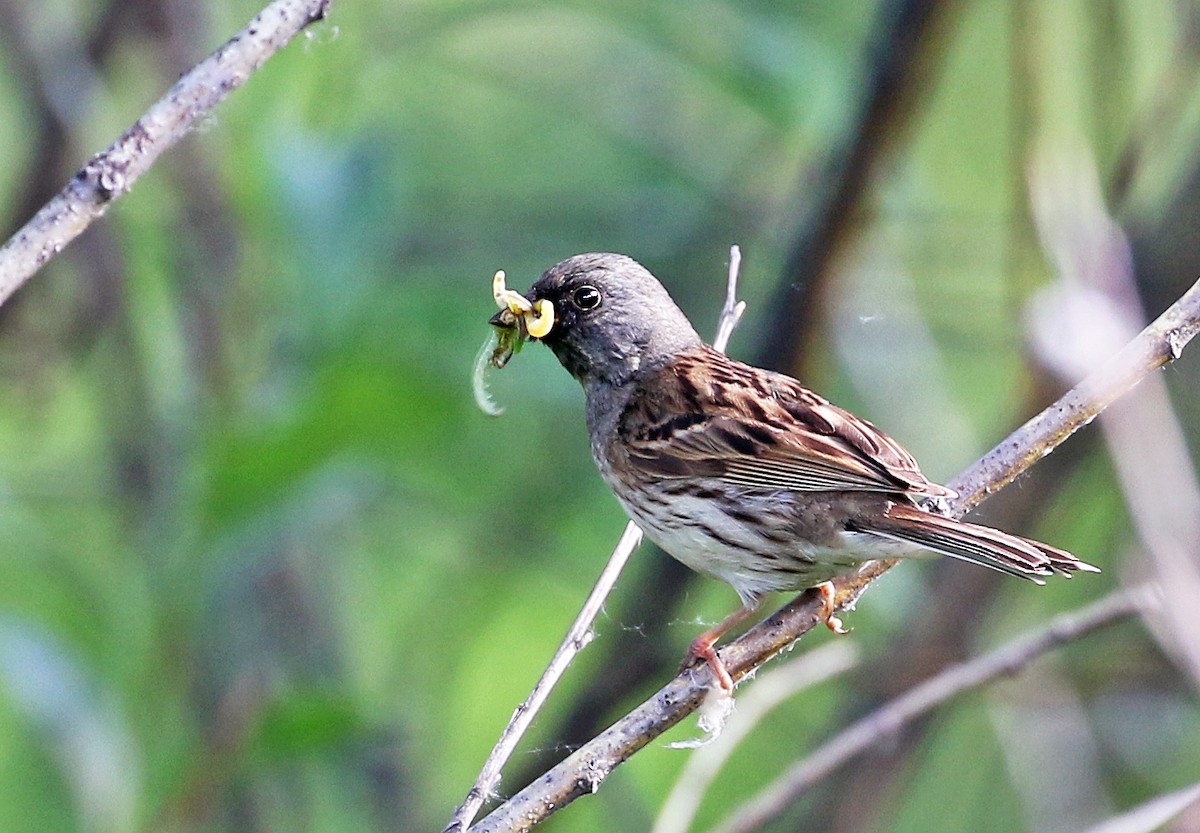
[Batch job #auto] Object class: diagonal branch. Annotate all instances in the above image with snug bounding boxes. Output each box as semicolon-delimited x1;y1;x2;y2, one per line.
468;274;1200;833
0;0;334;305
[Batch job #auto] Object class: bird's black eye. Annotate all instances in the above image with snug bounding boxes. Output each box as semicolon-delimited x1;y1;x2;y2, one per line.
572;285;602;311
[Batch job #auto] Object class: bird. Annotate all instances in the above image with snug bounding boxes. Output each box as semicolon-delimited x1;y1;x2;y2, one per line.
488;252;1099;690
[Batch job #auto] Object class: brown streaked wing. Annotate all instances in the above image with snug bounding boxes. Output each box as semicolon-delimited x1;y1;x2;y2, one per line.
620;347;955;499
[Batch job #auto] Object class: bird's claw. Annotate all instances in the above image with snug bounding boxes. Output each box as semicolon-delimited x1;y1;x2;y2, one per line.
815;581;851;635
683;636;735;693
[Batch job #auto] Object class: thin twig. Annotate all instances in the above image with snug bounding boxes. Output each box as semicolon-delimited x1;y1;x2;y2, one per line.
443;521;643;833
708;586;1154;833
713;246;747;352
467;275;1200;833
445;247;750;833
0;0;334;304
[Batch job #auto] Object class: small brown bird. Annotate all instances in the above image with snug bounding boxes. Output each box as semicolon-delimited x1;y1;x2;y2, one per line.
490;253;1098;690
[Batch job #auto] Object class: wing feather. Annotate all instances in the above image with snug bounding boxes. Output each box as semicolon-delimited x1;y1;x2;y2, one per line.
619;347;955;500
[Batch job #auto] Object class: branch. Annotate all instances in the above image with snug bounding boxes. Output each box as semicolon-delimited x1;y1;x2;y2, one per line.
948;272;1200;516
445;247;748;833
0;0;334;304
467;274;1200;833
444;521;644;833
713;246;747;353
708;586;1154;833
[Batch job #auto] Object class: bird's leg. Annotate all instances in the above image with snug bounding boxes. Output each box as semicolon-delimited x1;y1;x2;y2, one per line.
686;585;849;690
684;603;760;691
814;581;849;635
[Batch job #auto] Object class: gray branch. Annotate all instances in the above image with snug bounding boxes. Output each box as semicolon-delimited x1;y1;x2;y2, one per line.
0;0;334;304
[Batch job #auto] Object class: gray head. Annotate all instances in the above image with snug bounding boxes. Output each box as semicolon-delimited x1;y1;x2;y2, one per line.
519;253;702;387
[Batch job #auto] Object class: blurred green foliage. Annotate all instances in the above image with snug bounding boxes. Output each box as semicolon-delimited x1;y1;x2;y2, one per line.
1;1;1199;832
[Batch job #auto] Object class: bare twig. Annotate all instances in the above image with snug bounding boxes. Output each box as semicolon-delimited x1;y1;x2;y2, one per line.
444;521;644;833
0;0;334;304
445;247;749;833
713;246;747;352
467;274;1200;833
946;273;1200;515
708;586;1154;833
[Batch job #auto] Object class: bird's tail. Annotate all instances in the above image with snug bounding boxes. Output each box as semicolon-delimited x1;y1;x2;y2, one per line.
853;503;1100;583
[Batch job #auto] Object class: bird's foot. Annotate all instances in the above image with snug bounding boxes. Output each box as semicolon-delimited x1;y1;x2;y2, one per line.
815;581;850;635
684;634;734;693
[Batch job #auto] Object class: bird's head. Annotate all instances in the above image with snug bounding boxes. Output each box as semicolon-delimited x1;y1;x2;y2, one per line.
490;253;702;387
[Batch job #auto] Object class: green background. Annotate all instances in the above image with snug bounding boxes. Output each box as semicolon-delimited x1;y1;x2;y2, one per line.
1;1;1198;831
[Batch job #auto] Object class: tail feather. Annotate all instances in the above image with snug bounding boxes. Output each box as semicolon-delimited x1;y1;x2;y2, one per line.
853;503;1100;582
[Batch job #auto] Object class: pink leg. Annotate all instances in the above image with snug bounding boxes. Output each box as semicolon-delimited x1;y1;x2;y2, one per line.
684;603;759;691
814;581;849;634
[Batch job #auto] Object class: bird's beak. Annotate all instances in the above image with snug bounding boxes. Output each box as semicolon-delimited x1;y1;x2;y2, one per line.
487;270;553;377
